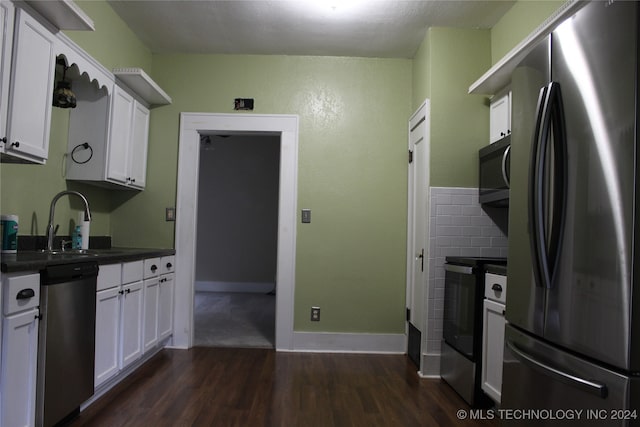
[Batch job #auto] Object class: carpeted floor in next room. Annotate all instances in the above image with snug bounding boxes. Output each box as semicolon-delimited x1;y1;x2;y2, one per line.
193;291;276;348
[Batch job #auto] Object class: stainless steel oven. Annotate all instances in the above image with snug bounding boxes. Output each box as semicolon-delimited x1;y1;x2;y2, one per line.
479;136;510;206
441;256;506;408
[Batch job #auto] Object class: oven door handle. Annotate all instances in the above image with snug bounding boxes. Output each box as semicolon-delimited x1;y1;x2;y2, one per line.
444;264;473;274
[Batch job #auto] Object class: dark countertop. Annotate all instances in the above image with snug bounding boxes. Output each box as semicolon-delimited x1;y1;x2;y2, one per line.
1;247;176;273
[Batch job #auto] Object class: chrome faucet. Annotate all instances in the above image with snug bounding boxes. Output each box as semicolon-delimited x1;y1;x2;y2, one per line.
46;190;92;251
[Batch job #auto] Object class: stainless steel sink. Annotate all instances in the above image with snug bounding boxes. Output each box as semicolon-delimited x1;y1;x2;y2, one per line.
36;249;101;257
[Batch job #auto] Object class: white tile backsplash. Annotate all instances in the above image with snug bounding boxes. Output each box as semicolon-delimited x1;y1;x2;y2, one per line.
424;187;508;368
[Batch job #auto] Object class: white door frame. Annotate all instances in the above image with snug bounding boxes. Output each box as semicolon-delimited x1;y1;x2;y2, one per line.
406;100;430;372
173;113;299;350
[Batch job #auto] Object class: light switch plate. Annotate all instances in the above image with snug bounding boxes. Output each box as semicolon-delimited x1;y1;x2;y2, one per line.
166;207;176;221
301;209;311;223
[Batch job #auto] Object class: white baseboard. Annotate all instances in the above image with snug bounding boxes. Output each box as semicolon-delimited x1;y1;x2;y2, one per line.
291;332;405;354
419;352;441;378
195;281;275;293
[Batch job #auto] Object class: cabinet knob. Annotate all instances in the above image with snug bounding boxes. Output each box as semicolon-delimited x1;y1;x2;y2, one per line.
166;263;172;269
125;288;131;294
491;283;503;292
118;290;124;295
10;141;19;148
0;137;6;143
151;265;157;272
130;178;136;183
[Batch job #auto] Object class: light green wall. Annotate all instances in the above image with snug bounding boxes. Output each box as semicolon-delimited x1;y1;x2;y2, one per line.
0;1;151;239
148;54;412;333
416;27;491;188
411;30;430;110
491;0;564;65
65;1;152;71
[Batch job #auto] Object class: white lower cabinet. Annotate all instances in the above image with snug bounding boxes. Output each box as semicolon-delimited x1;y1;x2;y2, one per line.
481;272;507;404
158;272;174;341
94;261;144;388
94;285;120;388
119;280;143;368
142;277;159;353
1;272;40;427
94;257;174;390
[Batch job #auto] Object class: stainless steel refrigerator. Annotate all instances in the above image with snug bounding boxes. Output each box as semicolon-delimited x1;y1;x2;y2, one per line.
503;1;640;425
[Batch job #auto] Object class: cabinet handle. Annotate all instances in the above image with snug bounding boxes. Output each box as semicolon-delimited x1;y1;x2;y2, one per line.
16;288;35;300
10;141;19;148
491;283;503;292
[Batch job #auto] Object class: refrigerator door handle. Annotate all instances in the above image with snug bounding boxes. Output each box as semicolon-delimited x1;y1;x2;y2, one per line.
507;339;608;399
545;82;568;286
529;86;550;289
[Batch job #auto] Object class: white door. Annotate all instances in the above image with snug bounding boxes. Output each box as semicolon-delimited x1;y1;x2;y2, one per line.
406;100;430;369
95;287;120;388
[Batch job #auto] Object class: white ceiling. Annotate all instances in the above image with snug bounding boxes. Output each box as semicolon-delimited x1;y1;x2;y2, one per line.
107;0;516;58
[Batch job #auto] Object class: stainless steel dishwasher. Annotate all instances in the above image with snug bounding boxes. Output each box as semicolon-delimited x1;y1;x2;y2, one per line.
36;262;98;427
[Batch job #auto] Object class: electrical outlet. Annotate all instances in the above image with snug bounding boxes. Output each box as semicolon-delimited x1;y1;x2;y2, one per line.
311;306;320;321
166;207;176;221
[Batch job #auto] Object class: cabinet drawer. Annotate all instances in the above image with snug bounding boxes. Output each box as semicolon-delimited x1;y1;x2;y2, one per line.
485;273;507;304
160;256;174;275
3;273;40;315
144;257;160;279
97;263;122;291
122;260;143;284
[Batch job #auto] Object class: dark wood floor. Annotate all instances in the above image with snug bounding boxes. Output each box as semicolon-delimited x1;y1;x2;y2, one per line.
70;348;498;427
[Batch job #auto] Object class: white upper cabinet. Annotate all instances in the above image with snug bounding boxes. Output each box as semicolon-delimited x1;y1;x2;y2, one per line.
0;1;14;156
489;91;511;143
128;101;150;189
106;85;135;185
3;8;56;164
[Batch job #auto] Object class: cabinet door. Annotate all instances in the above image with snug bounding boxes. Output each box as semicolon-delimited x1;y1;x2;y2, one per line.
128;102;149;189
0;0;14;154
489;92;511;143
5;9;55;163
95;287;120;388
1;308;38;427
158;273;174;341
481;299;506;403
106;85;134;184
142;278;159;353
119;280;143;369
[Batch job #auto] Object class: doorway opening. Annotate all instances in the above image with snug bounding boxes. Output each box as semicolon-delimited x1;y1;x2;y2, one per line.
193;133;280;348
174;113;299;351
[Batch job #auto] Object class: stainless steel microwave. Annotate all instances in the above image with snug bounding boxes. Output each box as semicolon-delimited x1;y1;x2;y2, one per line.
478;136;510;207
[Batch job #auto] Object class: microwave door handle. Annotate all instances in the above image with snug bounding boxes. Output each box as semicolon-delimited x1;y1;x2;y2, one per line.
501;145;511;188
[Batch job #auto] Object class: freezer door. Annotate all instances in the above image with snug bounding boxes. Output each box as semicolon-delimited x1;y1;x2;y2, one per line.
544;0;637;371
502;325;637;427
506;37;550;336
